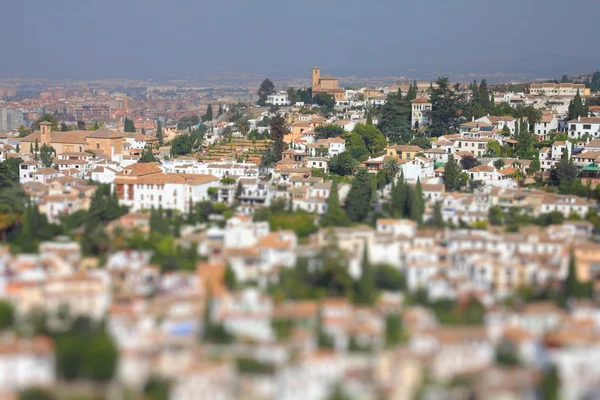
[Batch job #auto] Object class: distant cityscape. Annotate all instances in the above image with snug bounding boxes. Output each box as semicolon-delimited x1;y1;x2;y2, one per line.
0;61;600;400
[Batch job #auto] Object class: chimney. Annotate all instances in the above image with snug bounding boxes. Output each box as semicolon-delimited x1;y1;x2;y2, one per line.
578;116;581;121
472;116;475;122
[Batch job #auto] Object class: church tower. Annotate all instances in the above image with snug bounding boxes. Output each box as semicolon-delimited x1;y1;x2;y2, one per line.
311;67;321;90
39;121;52;146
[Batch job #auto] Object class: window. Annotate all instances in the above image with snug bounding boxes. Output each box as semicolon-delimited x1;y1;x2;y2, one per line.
96;143;100;149
583;124;591;129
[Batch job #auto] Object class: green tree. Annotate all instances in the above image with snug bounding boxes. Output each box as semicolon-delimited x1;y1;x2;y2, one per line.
378;89;412;144
406;83;417;101
54;318;118;382
564;253;591;299
33;114;58;131
39;144;56;168
203;104;213;122
224;264;237;290
550;151;577;187
374;264;405;291
171;133;194;156
124;117;136;132
427;77;461;136
156;121;163;145
344;133;369;160
144;378;171;400
269;114;287;161
329;152;358;176
493;159;505;170
431;201;444;228
0;300;14;330
257;78;276;106
218;103;224;117
60;122;68;131
315;233;354;299
138;147;157;163
354;244;376;305
320;182;351;227
385;313;404;347
345;168;373;222
382;158;400;181
18;388;56;400
567;90;585;120
443;155;462;191
353;123;387;154
315;124;345;139
539;364;560;400
77;120;86;130
313;93;335;113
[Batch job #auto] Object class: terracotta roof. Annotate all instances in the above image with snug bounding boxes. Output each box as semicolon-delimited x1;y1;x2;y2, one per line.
568;117;600;124
134;173;219;186
256;232;293;249
411;97;431;103
86;127;124;139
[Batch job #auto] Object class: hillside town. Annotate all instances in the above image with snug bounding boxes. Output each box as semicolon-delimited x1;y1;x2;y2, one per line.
1;65;600;400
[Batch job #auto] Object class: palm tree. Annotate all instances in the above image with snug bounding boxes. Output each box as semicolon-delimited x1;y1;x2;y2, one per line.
382;158;400;181
511;169;526;186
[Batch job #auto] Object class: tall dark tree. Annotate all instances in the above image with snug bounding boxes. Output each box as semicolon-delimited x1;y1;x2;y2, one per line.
321;182;351;227
378;89;412;144
345;168;373;222
156;121;163;145
354;243;376;305
138;147;157;163
269;114;287;161
539;365;560;400
567;90;585;120
77;120;86;130
314;124;345;139
443;155;462;191
550;150;577;187
203;104;213;122
39;144;56;168
257;78;276;106
406;84;417;102
218;103;224;117
426;77;461;137
60;122;69;131
124;118;136;133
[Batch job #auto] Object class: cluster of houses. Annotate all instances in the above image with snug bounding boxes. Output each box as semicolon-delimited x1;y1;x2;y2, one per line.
1;210;600;398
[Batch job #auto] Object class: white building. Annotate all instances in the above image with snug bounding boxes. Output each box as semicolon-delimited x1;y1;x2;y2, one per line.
114;173;220;213
0;336;55;393
266;92;291;106
411;98;432;128
533;114;558;141
538;141;572;172
567;117;600;139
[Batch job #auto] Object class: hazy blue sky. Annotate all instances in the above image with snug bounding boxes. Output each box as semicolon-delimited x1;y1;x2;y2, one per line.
2;0;599;79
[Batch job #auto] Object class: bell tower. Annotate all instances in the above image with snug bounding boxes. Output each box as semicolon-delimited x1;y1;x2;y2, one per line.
39;121;52;145
312;66;320;90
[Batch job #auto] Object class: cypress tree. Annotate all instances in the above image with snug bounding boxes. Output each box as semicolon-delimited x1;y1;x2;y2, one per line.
443;155;462;192
29;143;33;155
321;182;350;227
156;121;163;145
354;243;376;305
406;84;417;101
345;168;373;223
391;173;408;217
218;104;224;117
204;104;213;122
